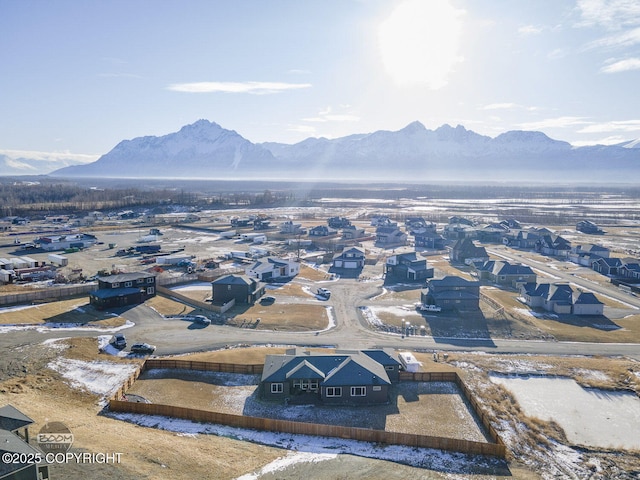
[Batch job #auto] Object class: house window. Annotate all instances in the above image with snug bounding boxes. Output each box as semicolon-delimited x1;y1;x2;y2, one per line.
271;383;283;394
326;387;342;397
125;281;132;287
146;277;154;284
146;287;155;295
372;386;382;391
137;278;144;284
293;379;318;391
112;282;120;288
385;366;395;371
350;386;366;397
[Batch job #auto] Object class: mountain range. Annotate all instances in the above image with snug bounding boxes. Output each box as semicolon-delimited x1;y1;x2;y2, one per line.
39;119;640;182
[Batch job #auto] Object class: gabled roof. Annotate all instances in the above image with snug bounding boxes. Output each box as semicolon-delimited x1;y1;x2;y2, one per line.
592;257;622;267
548;284;573;303
285;360;326;380
323;354;391;387
0;405;34;432
98;272;154;283
429;276;479;288
211;274;255;286
261;351;391;387
573;291;603;305
493;262;534;276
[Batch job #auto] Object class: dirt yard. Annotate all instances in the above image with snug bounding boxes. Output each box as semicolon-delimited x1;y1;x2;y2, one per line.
127;369;490;442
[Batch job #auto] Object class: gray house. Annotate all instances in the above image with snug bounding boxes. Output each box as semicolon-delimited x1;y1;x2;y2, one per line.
474;260;536;288
0;405;50;480
421;276;481;311
384;252;434;282
211;274;265;305
89;272;156;310
261;348;400;405
332;246;366;269
450;238;489;265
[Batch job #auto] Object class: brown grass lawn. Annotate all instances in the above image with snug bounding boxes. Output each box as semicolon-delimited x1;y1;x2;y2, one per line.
146;295;195;316
0;298;126;327
227;303;329;331
377;285;422;302
298;264;332;281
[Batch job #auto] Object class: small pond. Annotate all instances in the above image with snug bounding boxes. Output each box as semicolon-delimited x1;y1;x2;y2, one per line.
489;374;640;450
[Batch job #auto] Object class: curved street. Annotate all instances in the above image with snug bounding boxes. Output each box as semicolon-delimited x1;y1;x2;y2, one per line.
3;272;639;362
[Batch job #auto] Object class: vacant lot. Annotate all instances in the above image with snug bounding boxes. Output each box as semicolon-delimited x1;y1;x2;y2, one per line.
0;298;126;327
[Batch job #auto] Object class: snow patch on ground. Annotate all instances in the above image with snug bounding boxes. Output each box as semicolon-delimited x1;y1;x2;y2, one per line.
0;320;134;335
236;452;337;480
109;412;503;474
360;305;418;327
48;358;138;398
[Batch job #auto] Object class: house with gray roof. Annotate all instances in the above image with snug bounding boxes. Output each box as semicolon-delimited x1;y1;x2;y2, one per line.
521;283;603;315
211;274;265;305
0;405;50;480
384;252;434;283
331;246;366;270
245;256;299;282
261;348;400;405
375;226;407;248
89;271;156;310
420;276;480;311
591;257;623;276
474;260;536;288
450;238;489;265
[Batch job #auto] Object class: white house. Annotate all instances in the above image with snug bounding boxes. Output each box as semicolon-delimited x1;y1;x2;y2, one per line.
246;256;300;281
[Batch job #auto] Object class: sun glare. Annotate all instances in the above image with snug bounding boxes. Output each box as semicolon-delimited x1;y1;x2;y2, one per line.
378;0;464;89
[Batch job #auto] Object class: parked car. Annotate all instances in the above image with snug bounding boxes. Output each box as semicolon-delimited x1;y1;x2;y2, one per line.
193;315;211;326
130;343;156;354
260;296;276;305
317;288;331;299
418;304;442;312
112;333;126;349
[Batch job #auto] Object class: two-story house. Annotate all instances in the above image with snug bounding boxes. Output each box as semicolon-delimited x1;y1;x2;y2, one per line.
89;272;156;310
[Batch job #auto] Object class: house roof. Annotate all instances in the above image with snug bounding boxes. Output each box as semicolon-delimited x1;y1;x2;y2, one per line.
211;274;255;286
90;287;142;299
593;257;623;267
98;272;154;283
428;276;480;288
0;405;34;432
493;262;535;276
573;292;603;305
261;351;391;387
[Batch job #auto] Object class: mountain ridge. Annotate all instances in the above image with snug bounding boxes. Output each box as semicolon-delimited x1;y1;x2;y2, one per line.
49;119;640;182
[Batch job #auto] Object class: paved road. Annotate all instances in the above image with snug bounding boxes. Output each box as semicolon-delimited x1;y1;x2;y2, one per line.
2;267;640;361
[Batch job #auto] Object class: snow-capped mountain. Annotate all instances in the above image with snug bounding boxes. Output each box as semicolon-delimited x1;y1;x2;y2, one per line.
51;119;640;182
54;120;276;178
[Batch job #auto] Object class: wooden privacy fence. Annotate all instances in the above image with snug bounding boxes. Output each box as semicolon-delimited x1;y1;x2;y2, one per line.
401;371;506;450
110;359;506;458
109;399;505;457
0;283;97;306
144;358;263;374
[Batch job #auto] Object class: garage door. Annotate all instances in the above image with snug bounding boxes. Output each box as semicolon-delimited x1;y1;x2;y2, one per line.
345;261;358;269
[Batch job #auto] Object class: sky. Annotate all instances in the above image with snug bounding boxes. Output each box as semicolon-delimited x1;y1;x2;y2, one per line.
1;0;640;163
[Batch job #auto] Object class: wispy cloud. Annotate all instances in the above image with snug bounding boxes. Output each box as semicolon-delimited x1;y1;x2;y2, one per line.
586;27;640;49
577;119;640;133
518;116;591;130
600;57;640;72
576;0;640;29
481;103;540;112
98;73;142;79
518;25;543;36
167;81;312;94
302;106;360;123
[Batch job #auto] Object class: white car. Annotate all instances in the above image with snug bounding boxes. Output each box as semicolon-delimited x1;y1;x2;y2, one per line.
317;288;331;299
418;304;441;312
